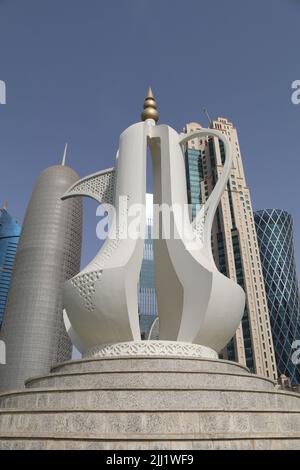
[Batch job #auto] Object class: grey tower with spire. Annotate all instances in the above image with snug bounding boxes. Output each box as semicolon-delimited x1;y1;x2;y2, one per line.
0;149;82;392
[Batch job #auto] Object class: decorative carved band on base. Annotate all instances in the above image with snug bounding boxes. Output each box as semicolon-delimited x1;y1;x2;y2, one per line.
84;341;218;360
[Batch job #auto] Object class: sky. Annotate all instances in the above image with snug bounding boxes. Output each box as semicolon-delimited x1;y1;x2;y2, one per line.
0;0;299;274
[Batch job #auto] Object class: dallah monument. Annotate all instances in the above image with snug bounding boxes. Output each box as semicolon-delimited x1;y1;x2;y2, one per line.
0;89;299;450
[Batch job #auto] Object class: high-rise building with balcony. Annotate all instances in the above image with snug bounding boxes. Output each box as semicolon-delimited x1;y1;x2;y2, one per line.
183;118;277;379
254;209;300;385
0;205;21;328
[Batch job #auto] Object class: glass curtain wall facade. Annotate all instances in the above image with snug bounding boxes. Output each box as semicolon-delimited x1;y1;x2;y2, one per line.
254;209;300;385
185;147;203;220
0;208;21;328
138;193;158;339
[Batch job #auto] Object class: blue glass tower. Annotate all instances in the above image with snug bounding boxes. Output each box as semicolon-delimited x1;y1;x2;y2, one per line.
254;209;300;385
0;207;21;328
138;194;158;339
185;146;203;220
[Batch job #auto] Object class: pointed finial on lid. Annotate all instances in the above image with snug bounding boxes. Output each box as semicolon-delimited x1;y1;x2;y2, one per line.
61;143;68;166
141;87;159;123
2;201;8;210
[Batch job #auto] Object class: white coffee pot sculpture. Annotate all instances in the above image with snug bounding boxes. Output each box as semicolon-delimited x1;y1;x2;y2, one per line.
62;89;245;356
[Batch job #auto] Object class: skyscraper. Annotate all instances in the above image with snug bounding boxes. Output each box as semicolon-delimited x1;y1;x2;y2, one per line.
183;118;277;379
0;205;21;328
138;193;158;339
0;156;82;392
254;209;300;385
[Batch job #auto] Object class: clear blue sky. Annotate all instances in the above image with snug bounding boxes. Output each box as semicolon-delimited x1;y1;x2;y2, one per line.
0;0;299;273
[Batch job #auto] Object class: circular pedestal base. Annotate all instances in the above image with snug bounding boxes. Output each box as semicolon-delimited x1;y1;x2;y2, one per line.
84;340;218;360
0;355;299;449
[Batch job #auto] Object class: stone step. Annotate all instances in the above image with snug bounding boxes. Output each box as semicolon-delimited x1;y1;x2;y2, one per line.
51;357;250;375
25;370;276;392
0;387;299;412
1;436;300;450
0;409;299;439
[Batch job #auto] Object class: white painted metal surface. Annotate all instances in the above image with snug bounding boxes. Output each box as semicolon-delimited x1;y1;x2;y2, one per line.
62;119;245;354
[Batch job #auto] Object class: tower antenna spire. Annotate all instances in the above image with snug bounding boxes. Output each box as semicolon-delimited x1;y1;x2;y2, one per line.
141;87;159;123
202;108;212;126
61;143;68;166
